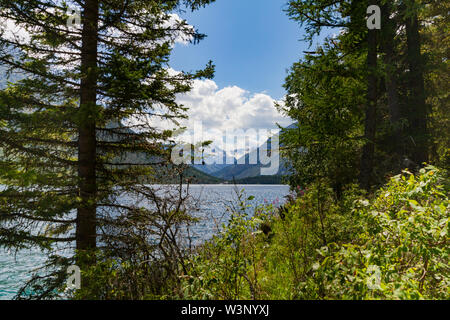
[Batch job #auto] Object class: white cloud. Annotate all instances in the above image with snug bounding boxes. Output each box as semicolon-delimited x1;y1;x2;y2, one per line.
176;79;291;132
0;18;31;44
165;78;292;158
1;11;291;158
134;76;291;158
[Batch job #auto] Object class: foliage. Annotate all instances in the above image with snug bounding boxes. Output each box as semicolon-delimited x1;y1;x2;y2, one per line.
177;167;448;300
176;183;362;300
282;0;449;193
256;183;363;299
179;190;270;299
0;0;215;299
310;166;449;299
281;42;366;195
69;250;182;300
422;0;450;169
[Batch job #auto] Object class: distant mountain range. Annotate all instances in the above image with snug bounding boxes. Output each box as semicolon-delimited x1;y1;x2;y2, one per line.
1;57;294;185
192;124;296;184
107;123;294;185
0;65;23;89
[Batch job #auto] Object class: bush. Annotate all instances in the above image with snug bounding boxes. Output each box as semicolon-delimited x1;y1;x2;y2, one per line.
258;183;363;299
310;166;449;299
179;166;448;300
179;183;363;299
179;190;271;299
68;167;448;300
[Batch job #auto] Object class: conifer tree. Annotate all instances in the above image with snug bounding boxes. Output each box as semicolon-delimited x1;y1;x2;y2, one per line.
403;0;428;165
282;0;434;192
0;0;214;298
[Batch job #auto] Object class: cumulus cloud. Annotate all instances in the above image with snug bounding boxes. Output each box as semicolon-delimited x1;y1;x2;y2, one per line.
164;78;292;158
177;79;291;131
0;17;31;44
1;9;292;157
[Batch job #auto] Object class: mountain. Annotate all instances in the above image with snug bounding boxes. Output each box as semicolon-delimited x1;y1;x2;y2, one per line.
193;163;231;175
182;167;224;184
205;124;296;181
98;122;224;184
192;146;234;175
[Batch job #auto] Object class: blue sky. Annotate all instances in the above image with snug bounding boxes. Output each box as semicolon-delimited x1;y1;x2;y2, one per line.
162;1;332;155
171;0;311;100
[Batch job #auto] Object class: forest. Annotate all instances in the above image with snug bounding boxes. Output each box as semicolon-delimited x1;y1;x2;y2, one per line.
0;0;448;300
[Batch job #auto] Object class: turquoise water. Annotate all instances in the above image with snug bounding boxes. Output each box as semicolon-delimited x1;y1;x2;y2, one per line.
0;184;290;300
0;247;50;299
186;184;290;241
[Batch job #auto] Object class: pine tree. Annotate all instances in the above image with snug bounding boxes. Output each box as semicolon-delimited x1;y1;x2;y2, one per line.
403;0;428;165
421;0;450;168
0;0;214;298
284;0;373;194
359;0;379;191
282;0;434;192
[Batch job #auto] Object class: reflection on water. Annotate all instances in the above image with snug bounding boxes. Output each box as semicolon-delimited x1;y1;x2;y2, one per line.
0;184;289;299
185;185;290;241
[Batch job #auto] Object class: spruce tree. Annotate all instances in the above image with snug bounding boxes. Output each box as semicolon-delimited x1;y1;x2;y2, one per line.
0;0;214;299
403;0;428;165
282;0;433;192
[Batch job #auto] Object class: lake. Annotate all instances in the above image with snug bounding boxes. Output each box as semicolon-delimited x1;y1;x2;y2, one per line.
0;184;290;300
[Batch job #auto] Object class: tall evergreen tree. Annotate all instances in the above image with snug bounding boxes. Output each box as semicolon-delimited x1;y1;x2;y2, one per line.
283;0;373;194
282;0;435;193
359;1;381;191
0;0;214;298
421;0;449;168
402;0;428;165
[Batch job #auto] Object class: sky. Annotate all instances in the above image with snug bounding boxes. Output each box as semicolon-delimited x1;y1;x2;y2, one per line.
168;0;330;155
171;0;309;100
1;1;329;156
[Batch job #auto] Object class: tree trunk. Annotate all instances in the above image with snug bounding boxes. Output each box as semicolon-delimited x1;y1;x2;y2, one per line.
404;0;428;165
77;0;99;253
381;2;402;156
360;26;378;191
381;3;401;124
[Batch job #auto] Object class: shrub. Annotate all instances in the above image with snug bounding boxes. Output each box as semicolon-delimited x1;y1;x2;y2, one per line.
179;190;271;299
310;166;449;299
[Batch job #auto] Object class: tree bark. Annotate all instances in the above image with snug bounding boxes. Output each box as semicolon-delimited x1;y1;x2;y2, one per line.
381;3;401;124
77;0;99;253
360;26;378;191
381;2;402;155
404;0;428;165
